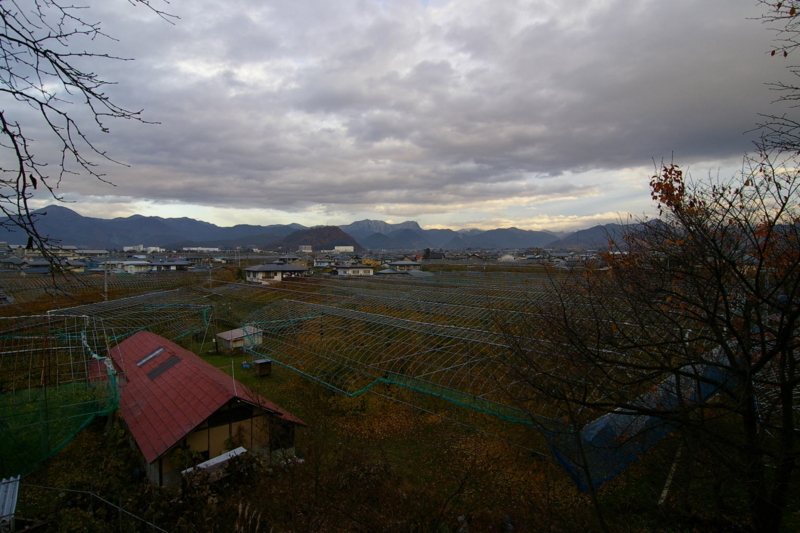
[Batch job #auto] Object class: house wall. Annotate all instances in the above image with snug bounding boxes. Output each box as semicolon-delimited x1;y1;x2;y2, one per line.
145;461;159;486
146;402;278;487
219;338;233;350
123;264;151;274
391;264;420;272
246;271;283;284
230;332;263;349
338;268;373;276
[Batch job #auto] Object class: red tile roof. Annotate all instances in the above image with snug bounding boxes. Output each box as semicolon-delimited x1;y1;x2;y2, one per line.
109;330;305;464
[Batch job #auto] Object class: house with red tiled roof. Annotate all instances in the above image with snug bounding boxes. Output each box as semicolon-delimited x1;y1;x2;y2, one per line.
109;331;305;487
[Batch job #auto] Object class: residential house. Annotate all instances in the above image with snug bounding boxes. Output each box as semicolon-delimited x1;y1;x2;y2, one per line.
0;257;23;271
19;259;51;275
360;257;383;267
313;257;334;268
74;249;108;259
375;268;402;275
332;264;374;276
244;264;307;284
58;260;86;273
150;260;192;271
109;331;306;487
183;255;207;267
386;260;422;272
103;260;151;274
45;245;78;260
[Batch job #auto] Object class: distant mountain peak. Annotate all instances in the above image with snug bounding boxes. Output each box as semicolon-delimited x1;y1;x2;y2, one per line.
3;208;621;251
269;226;363;252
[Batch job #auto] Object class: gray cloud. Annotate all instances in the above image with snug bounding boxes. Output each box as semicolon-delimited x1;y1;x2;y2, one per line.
19;0;794;227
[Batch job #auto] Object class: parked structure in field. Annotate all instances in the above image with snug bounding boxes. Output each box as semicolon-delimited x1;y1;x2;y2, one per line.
109;331;305;487
216;326;263;350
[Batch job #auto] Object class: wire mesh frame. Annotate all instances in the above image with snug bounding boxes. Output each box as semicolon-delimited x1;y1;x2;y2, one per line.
240;298;553;428
0;271;210;307
0;315;119;477
1;272;784;491
40;278;691;423
51;289;215;342
6;275;736;434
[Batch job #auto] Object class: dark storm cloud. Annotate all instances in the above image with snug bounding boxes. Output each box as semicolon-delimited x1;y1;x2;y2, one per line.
31;0;793;224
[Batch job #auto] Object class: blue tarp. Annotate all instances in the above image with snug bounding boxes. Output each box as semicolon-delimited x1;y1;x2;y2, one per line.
547;357;734;491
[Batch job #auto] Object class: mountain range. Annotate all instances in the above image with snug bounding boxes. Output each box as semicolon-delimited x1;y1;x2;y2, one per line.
0;205;625;251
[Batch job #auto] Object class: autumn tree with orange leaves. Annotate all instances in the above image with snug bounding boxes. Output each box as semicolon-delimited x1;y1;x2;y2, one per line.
506;147;800;532
501;151;800;532
498;5;800;531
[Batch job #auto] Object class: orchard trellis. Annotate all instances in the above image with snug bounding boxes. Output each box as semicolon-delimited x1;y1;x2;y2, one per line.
0;287;216;476
42;274;591;432
4;272;781;488
40;274;697;429
53;289;214;342
0;314;117;477
0;270;209;306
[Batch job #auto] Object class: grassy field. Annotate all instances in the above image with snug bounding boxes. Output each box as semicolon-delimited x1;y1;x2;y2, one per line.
7;272;800;531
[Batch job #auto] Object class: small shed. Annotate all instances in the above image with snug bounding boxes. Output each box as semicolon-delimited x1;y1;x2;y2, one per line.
253;359;273;377
216;326;263;350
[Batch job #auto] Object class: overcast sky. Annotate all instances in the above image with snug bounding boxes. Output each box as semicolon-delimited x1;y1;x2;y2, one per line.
20;0;794;231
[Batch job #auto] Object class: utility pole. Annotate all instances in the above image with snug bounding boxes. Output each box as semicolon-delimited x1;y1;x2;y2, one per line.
103;259;108;302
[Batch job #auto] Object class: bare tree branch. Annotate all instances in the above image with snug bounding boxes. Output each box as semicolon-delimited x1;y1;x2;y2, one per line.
0;0;173;260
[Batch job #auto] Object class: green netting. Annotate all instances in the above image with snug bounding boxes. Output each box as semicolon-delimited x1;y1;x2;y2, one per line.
56;294;213;342
383;373;545;428
0;315;120;478
0;270;209;306
0;366;118;478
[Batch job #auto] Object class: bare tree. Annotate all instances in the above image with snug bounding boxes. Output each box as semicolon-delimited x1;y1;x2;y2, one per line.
756;2;800;153
0;0;172;254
